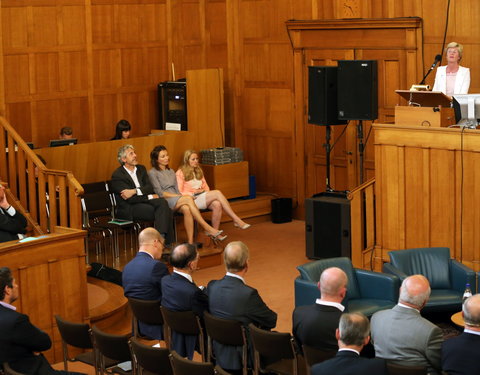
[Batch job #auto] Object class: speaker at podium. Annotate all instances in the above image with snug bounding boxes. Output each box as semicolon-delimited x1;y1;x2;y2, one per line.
305;192;351;259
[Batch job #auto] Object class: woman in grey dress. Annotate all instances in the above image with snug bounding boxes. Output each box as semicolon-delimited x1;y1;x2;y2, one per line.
148;145;227;245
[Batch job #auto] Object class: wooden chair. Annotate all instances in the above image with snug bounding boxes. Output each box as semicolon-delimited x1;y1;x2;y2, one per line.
386;363;427;375
127;297;165;342
129;337;172;375
302;345;336;375
249;324;298;375
169;350;214;375
91;325;133;375
203;311;248;375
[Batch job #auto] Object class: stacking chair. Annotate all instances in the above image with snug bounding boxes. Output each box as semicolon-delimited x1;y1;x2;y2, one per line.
203;311;248;375
91;325;133;375
249;324;298;375
302;345;336;375
55;315;100;375
386;363;427;375
214;366;232;375
2;363;24;375
169;350;214;375
129;337;172;375
161;306;206;361
128;297;165;341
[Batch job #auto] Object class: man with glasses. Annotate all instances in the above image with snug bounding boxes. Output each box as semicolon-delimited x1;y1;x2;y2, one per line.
122;227;170;339
161;243;208;359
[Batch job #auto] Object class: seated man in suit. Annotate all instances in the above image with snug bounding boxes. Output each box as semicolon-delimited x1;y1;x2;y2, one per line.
161;243;208;359
442;293;480;375
207;241;277;372
312;313;387;375
111;144;174;244
122;227;170;339
0;267;84;375
0;185;27;243
293;267;347;352
371;275;443;374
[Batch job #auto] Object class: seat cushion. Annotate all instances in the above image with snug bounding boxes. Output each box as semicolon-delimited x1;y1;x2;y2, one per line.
388;247;451;289
425;289;462;308
347;299;395;318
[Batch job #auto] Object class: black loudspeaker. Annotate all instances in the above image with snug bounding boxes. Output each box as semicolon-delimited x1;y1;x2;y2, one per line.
337;60;378;121
305;192;351;259
158;80;188;131
308;66;347;126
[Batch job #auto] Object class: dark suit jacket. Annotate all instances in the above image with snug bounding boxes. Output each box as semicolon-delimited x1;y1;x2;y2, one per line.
161;272;208;359
122;251;170;339
207;275;277;370
292;303;342;352
0;207;27;243
110;164;157;220
442;331;480;375
0;304;54;375
311;350;388;375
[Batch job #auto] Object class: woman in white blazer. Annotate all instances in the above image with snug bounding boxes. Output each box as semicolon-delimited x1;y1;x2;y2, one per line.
432;42;470;96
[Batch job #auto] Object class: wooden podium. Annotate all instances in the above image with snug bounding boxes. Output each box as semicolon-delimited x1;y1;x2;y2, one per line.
0;227;88;363
395;90;456;127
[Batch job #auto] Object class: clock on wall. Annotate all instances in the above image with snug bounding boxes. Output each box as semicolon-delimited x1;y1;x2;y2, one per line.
338;0;360;18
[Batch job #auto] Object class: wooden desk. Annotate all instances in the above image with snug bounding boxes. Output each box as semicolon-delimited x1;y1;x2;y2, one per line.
0;226;88;363
201;161;249;199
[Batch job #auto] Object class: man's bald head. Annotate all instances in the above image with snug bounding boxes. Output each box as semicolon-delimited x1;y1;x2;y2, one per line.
399;274;431;309
170;243;198;270
319;267;348;299
224;241;249;272
139;227;163;246
463;294;480;329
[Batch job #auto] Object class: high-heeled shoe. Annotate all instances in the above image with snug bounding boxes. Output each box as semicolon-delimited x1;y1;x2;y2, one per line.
233;222;251;230
206;230;228;242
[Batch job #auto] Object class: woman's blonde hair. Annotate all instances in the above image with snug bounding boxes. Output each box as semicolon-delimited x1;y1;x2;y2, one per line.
445;42;464;60
180;149;204;181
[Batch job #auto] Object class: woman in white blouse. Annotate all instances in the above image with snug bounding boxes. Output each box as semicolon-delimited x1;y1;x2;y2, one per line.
432;42;470;96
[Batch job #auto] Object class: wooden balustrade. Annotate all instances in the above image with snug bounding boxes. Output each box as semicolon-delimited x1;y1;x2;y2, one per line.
348;177;376;270
0;117;83;233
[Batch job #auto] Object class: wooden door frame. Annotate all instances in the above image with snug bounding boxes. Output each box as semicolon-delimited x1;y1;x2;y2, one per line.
286;18;423;217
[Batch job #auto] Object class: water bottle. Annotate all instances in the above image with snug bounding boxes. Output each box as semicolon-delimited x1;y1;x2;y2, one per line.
463;283;472;302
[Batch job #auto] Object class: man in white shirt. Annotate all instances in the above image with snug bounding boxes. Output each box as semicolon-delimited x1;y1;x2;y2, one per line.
0;185;27;243
312;313;387;375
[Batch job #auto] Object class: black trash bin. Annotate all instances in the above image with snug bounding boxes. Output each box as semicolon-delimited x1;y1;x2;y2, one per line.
271;198;292;223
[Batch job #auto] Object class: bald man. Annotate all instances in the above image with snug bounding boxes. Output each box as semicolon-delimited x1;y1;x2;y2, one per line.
442;294;480;375
207;241;277;371
371;275;443;374
293;267;347;352
122;227;169;339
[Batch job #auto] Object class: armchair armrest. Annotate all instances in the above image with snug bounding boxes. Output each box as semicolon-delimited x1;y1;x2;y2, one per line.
450;260;477;293
294;277;320;307
382;263;409;281
355;269;400;302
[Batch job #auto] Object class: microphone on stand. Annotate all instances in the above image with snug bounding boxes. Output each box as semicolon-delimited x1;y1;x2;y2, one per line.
419;54;442;85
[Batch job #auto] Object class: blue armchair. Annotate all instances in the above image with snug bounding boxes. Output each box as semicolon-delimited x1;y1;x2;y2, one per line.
294;257;399;317
383;247;477;313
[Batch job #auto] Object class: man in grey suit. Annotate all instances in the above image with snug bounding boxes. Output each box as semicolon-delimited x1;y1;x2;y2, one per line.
207;241;277;372
370;275;443;374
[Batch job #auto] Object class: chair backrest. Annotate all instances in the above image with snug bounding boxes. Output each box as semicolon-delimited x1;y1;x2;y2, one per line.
82;181;108;194
55;315;93;349
3;363;24;375
296;257;361;300
386;362;427;375
302;344;336;368
214;365;231;375
169;350;214;375
161;306;201;335
129;337;172;375
81;190;115;219
128;297;164;327
203;311;246;347
388;247;451;289
248;324;296;361
91;325;132;363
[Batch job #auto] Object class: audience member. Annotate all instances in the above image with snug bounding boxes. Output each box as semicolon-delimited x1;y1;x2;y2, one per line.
111;145;174;244
59;127;73;139
176;150;250;232
0;267;84;374
161;243;208;359
111;119;131;140
207;241;277;371
311;313;387;375
122;227;169;339
371;275;443;374
442;294;480;375
293;267;347;352
0;185;27;243
148;145;226;244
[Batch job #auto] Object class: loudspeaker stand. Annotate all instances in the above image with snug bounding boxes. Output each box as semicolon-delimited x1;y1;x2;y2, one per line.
357;120;365;185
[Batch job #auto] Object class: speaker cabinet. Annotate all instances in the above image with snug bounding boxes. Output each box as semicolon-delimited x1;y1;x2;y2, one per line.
158;81;188;131
337;60;378;121
308;66;347;126
305;192;351;259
